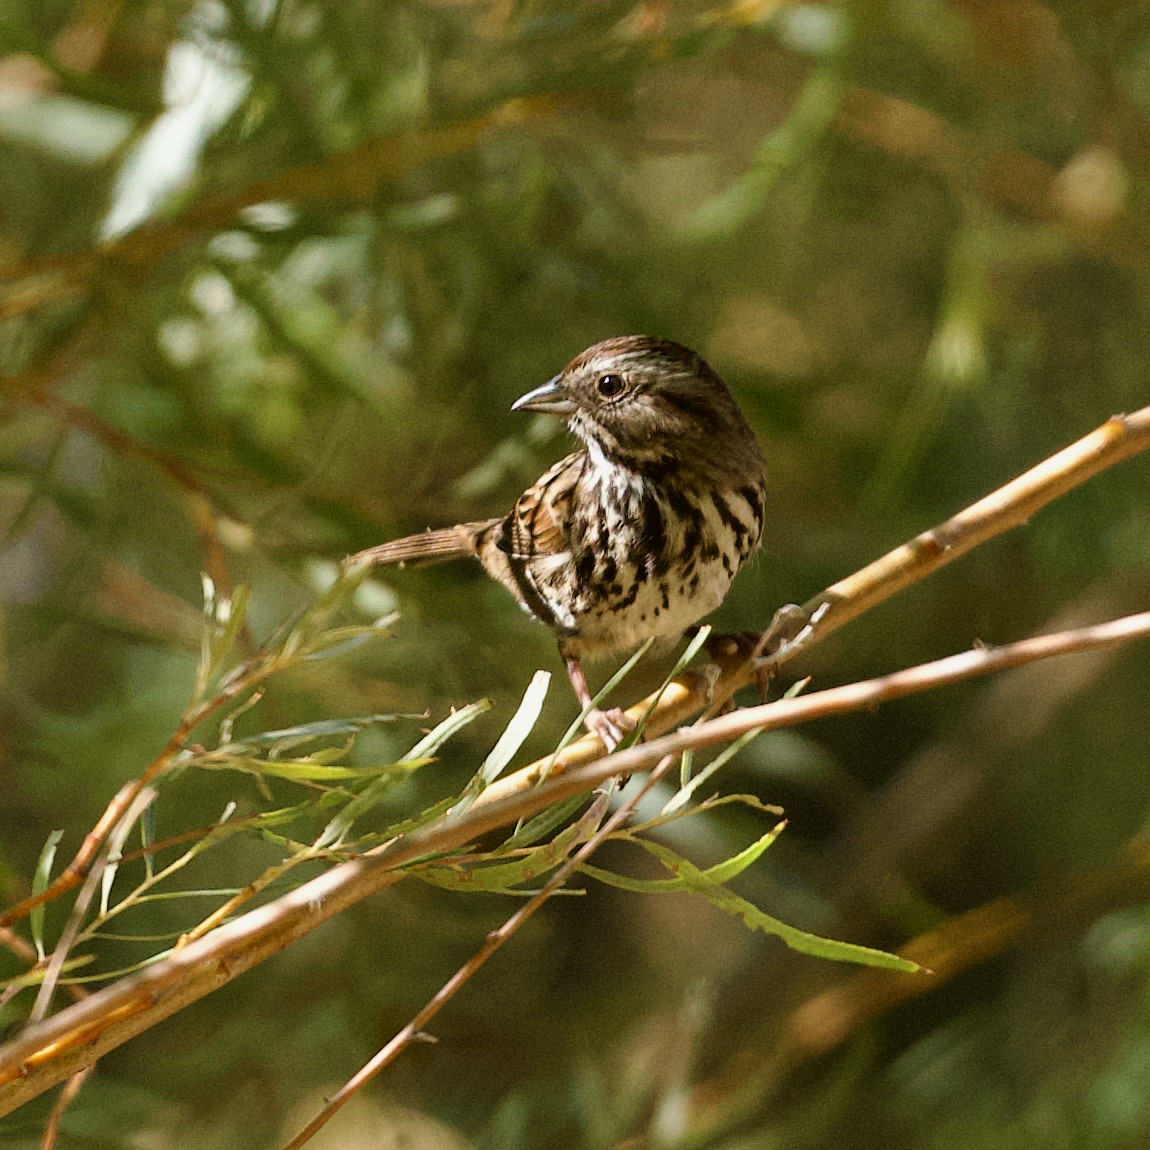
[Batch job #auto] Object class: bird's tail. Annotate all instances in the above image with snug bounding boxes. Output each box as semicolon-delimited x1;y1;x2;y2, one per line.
345;520;496;569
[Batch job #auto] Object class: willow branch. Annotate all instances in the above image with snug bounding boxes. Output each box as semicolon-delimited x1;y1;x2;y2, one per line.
2;406;1149;1110
475;405;1150;805
2;604;1148;1114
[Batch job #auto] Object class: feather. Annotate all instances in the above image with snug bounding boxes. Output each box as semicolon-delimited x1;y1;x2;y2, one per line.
350;522;494;568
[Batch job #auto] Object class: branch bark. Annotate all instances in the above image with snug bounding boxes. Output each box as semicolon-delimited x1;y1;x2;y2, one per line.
2;407;1149;1113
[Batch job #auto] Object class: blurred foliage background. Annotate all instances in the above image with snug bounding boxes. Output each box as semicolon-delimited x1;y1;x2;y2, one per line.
3;0;1150;1146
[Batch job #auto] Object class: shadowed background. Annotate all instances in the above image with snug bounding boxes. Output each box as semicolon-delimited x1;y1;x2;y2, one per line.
3;1;1150;1146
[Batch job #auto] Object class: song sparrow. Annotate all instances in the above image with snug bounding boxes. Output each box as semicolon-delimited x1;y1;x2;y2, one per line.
350;336;767;749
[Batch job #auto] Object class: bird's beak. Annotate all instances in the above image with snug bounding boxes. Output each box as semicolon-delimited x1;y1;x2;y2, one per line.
511;374;576;415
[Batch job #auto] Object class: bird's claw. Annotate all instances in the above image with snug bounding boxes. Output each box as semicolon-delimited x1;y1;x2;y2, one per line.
697;604;811;704
585;706;636;752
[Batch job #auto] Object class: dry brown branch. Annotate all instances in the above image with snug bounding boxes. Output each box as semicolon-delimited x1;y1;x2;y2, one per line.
1;405;1149;1113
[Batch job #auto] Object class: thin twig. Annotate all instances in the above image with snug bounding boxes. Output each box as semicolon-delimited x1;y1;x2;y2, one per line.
1;608;1147;1113
30;788;157;1023
281;784;638;1149
0;656;269;930
2;407;1149;1111
39;1066;91;1150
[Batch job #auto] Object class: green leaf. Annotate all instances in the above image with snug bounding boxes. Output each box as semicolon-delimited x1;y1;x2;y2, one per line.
503;794;591;850
640;840;921;973
217;756;427;783
413;820;584;893
481;670;550;786
402;701;491;763
196;580;252;697
450;671;551;818
632;624;712;744
0;954;95;993
140;802;156;880
236;713;414;748
580;822;783;894
30;829;64;961
661;728;765;816
316;702;490;848
296;613;398;663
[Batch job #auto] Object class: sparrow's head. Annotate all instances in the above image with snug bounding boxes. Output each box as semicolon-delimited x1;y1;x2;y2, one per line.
512;336;762;481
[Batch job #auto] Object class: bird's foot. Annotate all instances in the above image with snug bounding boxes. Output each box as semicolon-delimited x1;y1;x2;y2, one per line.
698;604;811;705
584;705;636;752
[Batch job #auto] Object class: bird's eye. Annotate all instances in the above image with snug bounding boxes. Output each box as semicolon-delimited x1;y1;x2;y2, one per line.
596;373;625;399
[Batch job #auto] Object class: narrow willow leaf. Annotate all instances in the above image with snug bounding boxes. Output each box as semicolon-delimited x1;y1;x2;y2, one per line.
679;747;695;791
450;672;551;818
317;702;490;848
140;801;156;880
636;792;784;837
781;676;811;700
30;829;64;960
223;757;416;783
638;839;921;972
579;863;683;895
99;794;148;917
211;584;251;676
217;686;264;748
237;713;413;747
0;954;94;993
97;787;158;917
402;700;491;763
272;743;352;766
277;563;369;661
130;887;246;902
197;573;218;697
580;823;784;894
662;727;765;816
632;625;712;743
503;794;591;850
299;616;398;662
414;820;584;893
195;580;252;698
481;671;550;786
688;821;785;885
358;794;459;848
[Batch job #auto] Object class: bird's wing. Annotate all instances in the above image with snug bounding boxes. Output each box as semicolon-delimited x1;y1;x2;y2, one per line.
496;452;583;559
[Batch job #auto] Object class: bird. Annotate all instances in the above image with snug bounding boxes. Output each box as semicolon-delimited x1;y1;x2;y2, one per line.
349;336;767;750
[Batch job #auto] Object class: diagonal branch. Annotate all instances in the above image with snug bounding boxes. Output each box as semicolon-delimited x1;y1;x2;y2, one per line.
473;405;1150;805
1;608;1148;1114
1;405;1149;1113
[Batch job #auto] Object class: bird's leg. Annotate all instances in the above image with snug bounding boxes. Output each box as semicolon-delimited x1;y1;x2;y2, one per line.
564;655;636;752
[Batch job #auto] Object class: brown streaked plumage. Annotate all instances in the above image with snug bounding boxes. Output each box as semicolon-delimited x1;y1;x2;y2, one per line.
351;336;767;749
